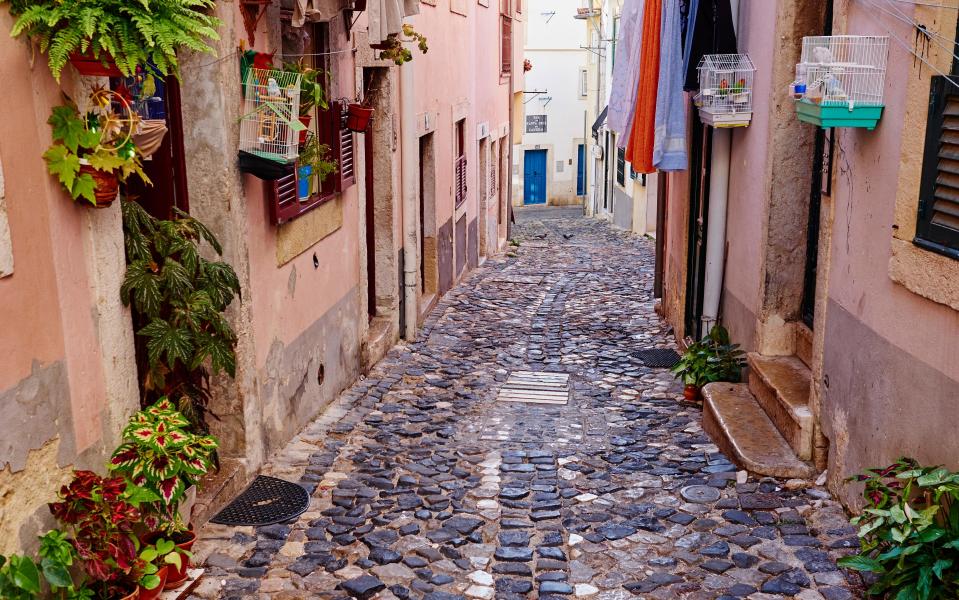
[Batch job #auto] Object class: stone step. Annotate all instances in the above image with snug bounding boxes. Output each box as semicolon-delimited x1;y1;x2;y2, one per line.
702;382;817;479
747;353;814;461
795;324;813;369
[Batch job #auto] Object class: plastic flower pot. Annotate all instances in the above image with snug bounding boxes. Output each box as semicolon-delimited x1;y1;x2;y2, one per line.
298;115;312;144
683;384;701;401
347;104;374;133
138;564;169;600
78;163;119;208
297;164;313;199
69;50;123;77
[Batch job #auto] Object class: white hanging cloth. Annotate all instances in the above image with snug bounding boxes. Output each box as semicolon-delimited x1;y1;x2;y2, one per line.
607;0;644;142
368;0;420;45
293;0;345;27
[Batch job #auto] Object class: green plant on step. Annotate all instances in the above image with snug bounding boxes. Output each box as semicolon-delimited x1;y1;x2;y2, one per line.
670;324;745;389
137;538;182;592
837;458;959;599
283;60;329;115
109;397;218;533
2;0;221;81
120;200;241;432
299;134;338;184
377;24;428;66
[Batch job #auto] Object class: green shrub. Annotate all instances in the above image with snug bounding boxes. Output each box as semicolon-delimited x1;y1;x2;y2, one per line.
670;324;745;388
838;458;959;598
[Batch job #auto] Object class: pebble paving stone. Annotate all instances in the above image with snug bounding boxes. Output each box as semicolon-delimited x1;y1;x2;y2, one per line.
188;207;864;599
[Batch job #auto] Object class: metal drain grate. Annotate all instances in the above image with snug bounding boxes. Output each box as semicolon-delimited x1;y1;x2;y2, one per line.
210;475;310;526
635;348;682;368
497;371;570;405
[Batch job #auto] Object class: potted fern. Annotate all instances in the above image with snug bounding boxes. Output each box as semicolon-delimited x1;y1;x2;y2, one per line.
44;89;150;208
2;0;221;81
671;324;745;400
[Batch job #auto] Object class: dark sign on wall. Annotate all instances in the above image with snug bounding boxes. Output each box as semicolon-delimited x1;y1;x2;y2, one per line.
526;114;547;133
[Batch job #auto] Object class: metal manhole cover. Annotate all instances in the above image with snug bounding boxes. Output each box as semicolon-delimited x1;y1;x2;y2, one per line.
680;485;721;504
497;371;570;405
635;348;682;368
210;475;310;526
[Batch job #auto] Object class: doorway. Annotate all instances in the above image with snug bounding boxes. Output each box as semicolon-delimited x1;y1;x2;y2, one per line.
576;144;586;197
419;133;437;302
685;116;712;340
523;149;547;204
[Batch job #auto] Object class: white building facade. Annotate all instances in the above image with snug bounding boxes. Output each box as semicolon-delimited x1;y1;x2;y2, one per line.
513;0;588;207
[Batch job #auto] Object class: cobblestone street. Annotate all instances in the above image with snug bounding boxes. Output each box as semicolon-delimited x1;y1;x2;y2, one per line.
191;208;861;600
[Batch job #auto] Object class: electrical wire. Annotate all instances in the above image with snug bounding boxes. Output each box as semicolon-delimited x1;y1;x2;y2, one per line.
190;47;355;69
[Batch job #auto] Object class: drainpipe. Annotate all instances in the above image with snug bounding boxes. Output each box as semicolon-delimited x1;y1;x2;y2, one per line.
506;14;515;242
400;41;418;341
699;0;739;338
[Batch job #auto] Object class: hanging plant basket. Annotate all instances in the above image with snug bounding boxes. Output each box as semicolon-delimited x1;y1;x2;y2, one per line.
69;50;122;77
346;104;374;133
78;163;120;208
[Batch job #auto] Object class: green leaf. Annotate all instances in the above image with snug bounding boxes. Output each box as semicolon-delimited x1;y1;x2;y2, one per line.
11;557;40;594
124;484;162;505
86;151;129;173
42;144;80;191
47;105;87;152
71;172;97;205
140;318;194;370
140;574;161;590
40;557;72;589
838;555;886;573
932;559;952;580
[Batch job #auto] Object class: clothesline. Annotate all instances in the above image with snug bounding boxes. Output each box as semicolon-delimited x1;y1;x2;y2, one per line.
190;47;356;70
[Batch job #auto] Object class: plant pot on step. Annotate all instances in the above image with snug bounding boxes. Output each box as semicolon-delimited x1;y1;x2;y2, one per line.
118;586;140;600
69;49;123;77
298;114;312;144
347;104;374;133
163;529;197;590
78;162;120;208
138;565;169;600
683;384;701;402
297;164;313;200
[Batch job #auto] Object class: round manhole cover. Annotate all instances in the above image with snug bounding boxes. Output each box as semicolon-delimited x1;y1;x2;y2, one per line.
680;485;721;504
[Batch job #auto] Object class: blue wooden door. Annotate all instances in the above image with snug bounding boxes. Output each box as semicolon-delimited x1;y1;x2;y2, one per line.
524;150;547;204
576;144;586;196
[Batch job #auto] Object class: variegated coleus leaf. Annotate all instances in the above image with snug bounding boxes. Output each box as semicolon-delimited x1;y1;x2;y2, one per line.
109;443;141;471
147;454;176;481
157;476;185;506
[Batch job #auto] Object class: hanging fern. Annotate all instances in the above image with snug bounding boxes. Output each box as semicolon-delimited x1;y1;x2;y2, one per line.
2;0;221;81
120;200;240;432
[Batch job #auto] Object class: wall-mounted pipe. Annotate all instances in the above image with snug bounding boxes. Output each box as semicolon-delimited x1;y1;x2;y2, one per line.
400;40;419;341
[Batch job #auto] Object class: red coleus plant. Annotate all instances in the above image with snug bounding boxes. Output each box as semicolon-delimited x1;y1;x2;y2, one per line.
109;398;218;532
48;470;144;597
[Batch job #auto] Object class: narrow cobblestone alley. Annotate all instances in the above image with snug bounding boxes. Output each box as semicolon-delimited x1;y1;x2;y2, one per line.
190;208;860;600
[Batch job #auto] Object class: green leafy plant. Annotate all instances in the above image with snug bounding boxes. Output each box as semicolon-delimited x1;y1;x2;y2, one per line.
671;324;745;388
299;134;337;184
0;554;41;600
0;530;92;600
44;89;149;205
838;458;959;598
109;398;218;532
120;200;240;430
377;24;428;65
283;60;329;115
137;538;182;591
2;0;221;81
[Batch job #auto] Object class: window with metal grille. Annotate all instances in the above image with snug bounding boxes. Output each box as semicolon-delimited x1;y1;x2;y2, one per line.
455;119;467;206
916;75;959;259
501;15;512;75
268;21;356;225
616;146;626;186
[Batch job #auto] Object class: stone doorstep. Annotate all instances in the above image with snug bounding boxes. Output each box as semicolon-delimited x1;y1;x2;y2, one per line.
192;457;247;527
701;382;817;480
794;324;813;369
747;353;814;461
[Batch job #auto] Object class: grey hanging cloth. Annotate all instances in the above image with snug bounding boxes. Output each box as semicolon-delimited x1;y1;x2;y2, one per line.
682;0;737;91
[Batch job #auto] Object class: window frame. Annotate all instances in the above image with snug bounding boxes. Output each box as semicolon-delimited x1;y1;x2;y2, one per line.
616;146;626;187
500;14;512;75
915;75;959;259
455;119;467;207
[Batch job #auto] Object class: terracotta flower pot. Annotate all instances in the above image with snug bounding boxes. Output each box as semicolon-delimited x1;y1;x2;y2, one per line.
163;529;196;590
138;564;169;600
298;114;312;144
683;384;701;401
118;586;140;600
78;164;119;208
346;104;374;133
69;50;122;77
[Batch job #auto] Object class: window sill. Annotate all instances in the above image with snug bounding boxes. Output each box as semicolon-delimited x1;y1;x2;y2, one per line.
888;236;959;312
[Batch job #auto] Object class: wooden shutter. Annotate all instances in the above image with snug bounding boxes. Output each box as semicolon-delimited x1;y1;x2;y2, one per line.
269;168;300;225
337;107;356;192
455;155;467;206
501;16;512;74
917;76;959;257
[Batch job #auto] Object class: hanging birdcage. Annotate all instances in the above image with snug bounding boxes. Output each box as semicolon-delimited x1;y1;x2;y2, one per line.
695;54;756;128
792;35;889;129
239;68;304;164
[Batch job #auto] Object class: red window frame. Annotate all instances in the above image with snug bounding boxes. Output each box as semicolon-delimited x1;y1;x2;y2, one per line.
454;119;467;207
501;15;512;75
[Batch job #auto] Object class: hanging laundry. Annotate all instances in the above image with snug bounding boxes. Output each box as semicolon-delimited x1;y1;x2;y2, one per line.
625;0;662;173
682;0;737;91
653;0;687;171
607;0;645;143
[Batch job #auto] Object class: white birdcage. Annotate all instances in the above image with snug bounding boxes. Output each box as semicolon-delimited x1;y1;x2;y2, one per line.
239;68;304;163
793;36;889;129
695;54;756;128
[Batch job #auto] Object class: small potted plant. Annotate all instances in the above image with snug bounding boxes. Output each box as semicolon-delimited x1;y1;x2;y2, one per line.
284;60;329;143
524;59;533;72
109;398;218;589
137;538;182;600
374;24;428;65
671;324;745;400
43;89;150;208
297;134;337;199
3;0;221;81
48;470;151;600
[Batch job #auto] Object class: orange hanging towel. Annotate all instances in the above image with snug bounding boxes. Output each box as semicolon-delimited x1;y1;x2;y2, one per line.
624;0;662;174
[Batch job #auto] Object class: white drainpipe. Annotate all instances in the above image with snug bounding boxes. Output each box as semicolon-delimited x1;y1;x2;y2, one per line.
400;42;419;341
700;0;739;338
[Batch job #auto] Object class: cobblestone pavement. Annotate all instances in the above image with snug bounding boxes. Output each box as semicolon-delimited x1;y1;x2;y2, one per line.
190;208;863;600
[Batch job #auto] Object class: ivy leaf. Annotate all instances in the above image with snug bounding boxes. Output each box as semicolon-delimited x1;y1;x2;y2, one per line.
42;144;80;190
